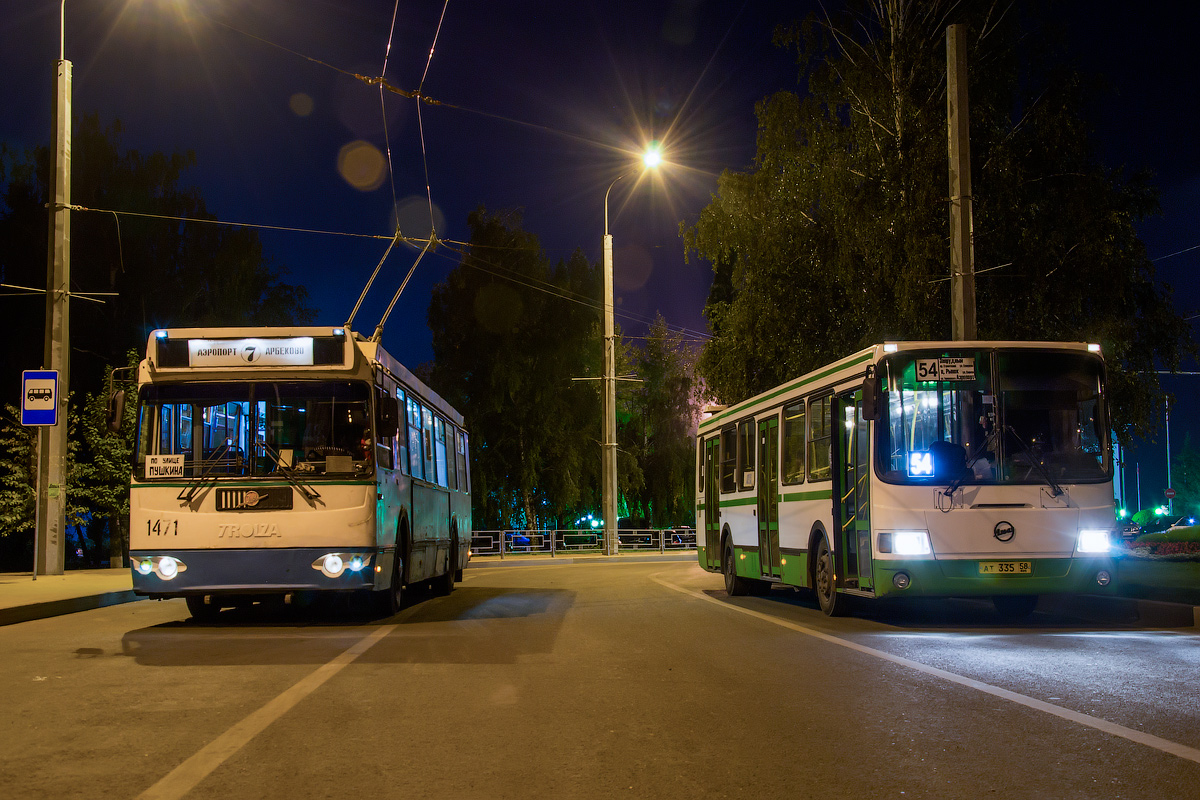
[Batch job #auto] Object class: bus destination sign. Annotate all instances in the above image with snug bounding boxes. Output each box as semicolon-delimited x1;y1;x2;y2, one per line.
187;337;315;368
915;357;976;382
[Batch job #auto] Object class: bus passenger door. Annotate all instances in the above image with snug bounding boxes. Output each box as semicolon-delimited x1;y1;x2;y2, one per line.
703;437;721;570
757;417;780;578
835;391;873;591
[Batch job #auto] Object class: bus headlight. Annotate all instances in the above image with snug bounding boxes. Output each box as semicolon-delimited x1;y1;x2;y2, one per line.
1077;530;1111;554
132;555;187;580
312;553;371;579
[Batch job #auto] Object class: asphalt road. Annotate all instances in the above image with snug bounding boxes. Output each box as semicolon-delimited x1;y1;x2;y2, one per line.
1;560;1197;799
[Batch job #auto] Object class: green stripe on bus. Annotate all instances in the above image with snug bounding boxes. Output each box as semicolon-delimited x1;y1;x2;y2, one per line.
699;350;875;430
719;497;758;508
781;490;832;502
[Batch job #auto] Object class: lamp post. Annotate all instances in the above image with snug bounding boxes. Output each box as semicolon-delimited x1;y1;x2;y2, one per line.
600;145;661;556
35;0;73;576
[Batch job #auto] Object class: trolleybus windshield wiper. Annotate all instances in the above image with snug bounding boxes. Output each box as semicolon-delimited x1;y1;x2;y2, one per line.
1004;424;1063;496
255;439;322;505
177;442;235;504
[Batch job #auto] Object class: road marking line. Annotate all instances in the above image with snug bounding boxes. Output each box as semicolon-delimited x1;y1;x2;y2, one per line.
652;574;1200;766
135;624;395;800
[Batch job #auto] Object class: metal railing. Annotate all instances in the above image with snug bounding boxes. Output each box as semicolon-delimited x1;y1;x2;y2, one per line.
470;528;697;558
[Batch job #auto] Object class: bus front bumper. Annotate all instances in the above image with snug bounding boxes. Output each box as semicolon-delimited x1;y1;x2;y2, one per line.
129;547;392;597
872;555;1119;599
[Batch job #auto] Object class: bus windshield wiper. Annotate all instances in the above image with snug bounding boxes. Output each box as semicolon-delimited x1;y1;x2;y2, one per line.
944;431;997;497
1004;425;1063;496
177;443;234;504
255;440;322;505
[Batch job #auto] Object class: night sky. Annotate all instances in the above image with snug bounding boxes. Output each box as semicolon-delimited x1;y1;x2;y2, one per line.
2;0;1197;508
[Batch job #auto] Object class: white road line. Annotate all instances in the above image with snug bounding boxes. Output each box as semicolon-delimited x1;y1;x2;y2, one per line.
652;573;1200;766
135;624;396;800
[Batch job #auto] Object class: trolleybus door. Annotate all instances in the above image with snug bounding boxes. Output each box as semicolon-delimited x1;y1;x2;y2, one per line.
757;416;780;578
703;436;722;571
834;390;873;591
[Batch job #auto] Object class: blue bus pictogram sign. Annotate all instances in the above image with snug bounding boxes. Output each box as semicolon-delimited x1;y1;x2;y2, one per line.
21;370;58;426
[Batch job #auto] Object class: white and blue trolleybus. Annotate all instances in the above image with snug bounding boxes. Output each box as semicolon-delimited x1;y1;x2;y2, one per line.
696;341;1118;617
125;326;471;619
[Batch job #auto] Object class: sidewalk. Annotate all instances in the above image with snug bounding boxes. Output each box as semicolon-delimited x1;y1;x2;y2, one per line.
0;567;138;626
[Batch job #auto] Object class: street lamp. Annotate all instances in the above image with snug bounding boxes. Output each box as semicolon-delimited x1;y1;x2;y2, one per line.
35;0;74;576
600;145;662;556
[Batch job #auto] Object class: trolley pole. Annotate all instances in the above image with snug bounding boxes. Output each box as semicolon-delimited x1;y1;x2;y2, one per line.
947;23;976;340
36;22;72;577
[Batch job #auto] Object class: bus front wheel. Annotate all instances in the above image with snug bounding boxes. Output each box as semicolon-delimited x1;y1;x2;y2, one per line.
815;538;849;617
186;594;222;623
723;543;750;596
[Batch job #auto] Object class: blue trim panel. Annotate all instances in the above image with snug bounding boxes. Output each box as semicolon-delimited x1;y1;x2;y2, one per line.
130;547;383;596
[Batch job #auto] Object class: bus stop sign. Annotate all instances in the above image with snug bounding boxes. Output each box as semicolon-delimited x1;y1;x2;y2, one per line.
21;370;58;426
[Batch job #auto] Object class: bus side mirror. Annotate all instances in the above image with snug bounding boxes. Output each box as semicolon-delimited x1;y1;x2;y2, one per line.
106;390;125;433
376;395;399;434
861;370;882;421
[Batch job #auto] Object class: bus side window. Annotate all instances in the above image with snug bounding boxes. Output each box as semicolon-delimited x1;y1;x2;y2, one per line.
737;419;755;490
396;388;409;476
407;396;424;480
808;395;832;482
782;400;806;484
719;426;737;493
697;438;704;493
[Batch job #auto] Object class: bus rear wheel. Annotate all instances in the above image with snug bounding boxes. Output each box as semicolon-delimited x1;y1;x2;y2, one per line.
723;543;750;596
815;537;849;617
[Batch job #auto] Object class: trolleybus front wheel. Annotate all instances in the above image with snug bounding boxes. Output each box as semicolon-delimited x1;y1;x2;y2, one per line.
186;594;222;623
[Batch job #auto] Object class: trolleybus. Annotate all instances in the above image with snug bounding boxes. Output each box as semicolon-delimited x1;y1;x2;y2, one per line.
123;326;470;619
696;341;1117;617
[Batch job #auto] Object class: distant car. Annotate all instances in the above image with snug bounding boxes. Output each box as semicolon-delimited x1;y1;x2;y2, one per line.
1138;515;1196;536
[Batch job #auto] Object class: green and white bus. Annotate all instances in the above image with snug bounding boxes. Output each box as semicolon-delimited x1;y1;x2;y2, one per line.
124;326;470;619
696;341;1118;617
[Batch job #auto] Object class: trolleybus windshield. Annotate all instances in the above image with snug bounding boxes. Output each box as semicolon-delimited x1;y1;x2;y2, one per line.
135;380;373;478
878;349;1108;486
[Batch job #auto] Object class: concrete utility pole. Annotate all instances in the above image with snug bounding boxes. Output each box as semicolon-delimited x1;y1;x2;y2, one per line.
601;179;621;556
35;16;72;577
947;23;976;340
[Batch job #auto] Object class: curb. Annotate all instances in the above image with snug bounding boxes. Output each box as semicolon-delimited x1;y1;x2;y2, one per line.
465;552;698;568
0;590;142;627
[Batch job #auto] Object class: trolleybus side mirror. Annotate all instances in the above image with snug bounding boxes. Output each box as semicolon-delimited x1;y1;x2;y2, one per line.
106;390;126;432
861;368;882;421
376;395;399;434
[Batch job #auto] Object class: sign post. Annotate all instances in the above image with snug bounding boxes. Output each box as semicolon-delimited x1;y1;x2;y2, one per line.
22;370;60;580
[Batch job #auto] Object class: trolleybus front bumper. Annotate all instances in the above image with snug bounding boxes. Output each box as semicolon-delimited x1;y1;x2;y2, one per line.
129;547;393;597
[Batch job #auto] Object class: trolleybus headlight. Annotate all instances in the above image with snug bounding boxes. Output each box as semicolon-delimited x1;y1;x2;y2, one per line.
133;555;187;580
311;553;372;579
1077;529;1111;554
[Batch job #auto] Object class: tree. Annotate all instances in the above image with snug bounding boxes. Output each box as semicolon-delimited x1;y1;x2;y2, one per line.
0;114;315;404
1171;434;1200;521
682;1;1189;442
624;315;699;528
427;208;605;529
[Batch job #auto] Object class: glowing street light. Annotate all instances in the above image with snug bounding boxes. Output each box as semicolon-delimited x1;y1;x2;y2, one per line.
600;144;662;556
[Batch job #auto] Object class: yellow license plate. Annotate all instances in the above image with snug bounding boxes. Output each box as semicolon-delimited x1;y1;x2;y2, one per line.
979;561;1032;574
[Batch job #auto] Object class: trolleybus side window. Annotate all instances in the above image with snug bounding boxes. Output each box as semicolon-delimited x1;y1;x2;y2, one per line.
435;417;450;489
456;430;469;492
407;396;424;480
375;384;395;470
719;425;737;493
782;400;806;485
396;388;409;476
808;394;832;482
422;405;436;483
737;419;755;490
697;438;705;493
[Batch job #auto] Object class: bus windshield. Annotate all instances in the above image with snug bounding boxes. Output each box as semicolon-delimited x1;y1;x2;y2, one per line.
136;380;373;478
878;349;1108;486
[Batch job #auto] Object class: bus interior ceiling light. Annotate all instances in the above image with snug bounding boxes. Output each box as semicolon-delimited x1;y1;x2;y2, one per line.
1077;529;1111;554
